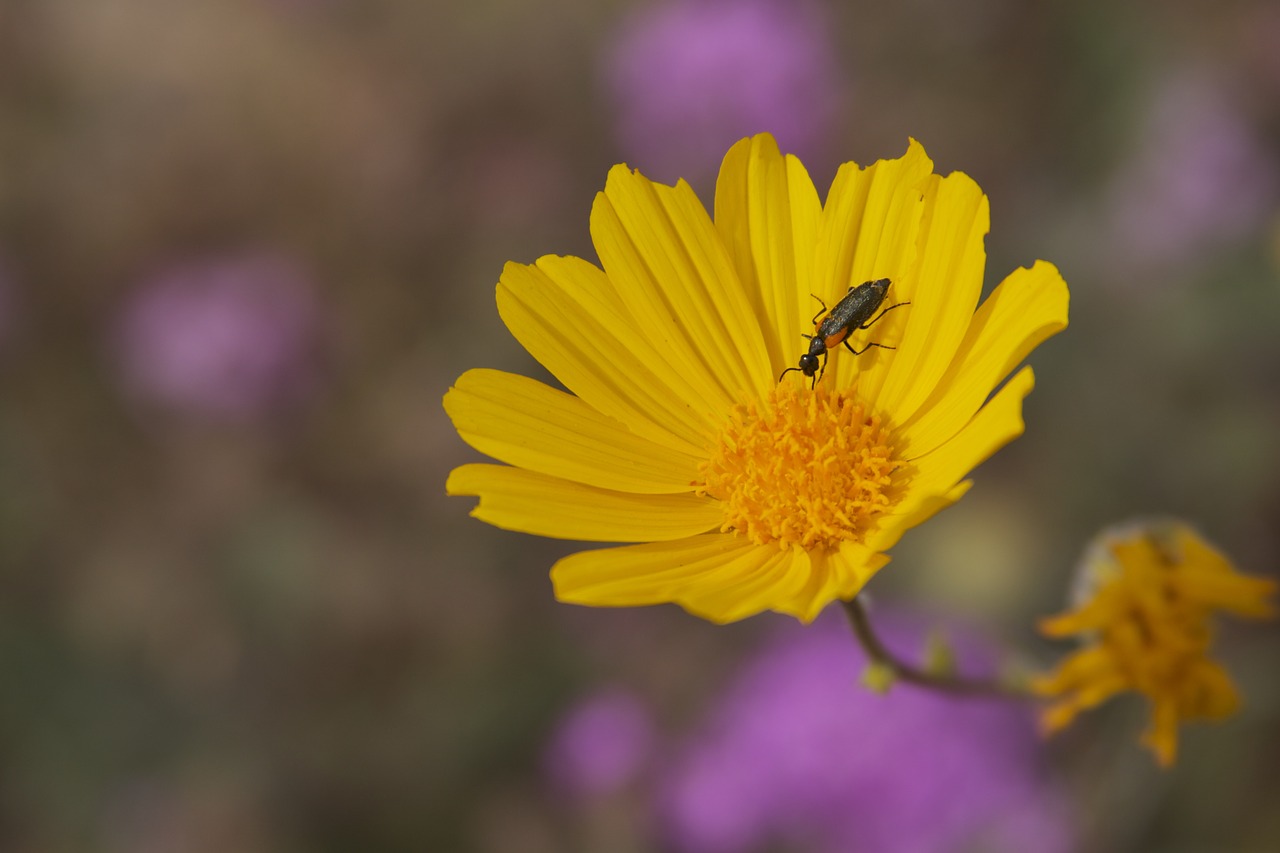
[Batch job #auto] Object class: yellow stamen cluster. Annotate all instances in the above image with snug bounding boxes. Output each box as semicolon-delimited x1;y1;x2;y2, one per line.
695;385;903;552
1034;521;1276;766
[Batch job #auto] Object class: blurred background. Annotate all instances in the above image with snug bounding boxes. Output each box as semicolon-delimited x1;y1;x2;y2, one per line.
1;0;1279;850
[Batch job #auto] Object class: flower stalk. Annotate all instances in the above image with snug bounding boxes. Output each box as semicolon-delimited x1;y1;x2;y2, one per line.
841;597;1032;700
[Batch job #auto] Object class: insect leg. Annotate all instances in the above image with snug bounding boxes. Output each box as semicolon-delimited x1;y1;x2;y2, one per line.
843;340;897;356
859;301;911;330
808;294;830;326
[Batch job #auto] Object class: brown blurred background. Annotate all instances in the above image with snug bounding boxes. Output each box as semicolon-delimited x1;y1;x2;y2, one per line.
1;1;1278;850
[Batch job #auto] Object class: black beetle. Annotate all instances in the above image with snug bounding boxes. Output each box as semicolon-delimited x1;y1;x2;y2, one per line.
778;278;909;388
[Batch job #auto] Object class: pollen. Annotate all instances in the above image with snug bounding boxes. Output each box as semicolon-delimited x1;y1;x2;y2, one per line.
695;384;904;552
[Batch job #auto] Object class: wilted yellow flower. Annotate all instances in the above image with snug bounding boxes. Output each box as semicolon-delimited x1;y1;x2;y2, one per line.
445;133;1068;624
1034;520;1276;766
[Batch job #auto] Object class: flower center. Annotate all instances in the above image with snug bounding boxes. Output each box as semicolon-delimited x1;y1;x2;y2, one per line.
695;384;904;551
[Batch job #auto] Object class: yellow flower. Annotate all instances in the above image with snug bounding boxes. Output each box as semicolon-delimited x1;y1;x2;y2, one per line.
444;133;1068;624
1033;520;1277;767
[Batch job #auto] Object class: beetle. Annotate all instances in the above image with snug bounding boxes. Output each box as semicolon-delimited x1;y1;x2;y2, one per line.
778;278;909;388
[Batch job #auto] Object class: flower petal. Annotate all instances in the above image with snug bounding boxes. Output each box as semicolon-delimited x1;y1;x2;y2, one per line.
1143;697;1181;767
497;256;717;455
813;140;932;391
444;368;702;494
592;165;772;401
1033;645;1123;696
675;545;814;624
713;134;823;376
554;534;830;624
1173;532;1278;618
867;480;973;554
446;464;722;541
883;367;1035;545
552;533;760;605
1181;659;1240;720
775;541;892;622
897;261;1068;458
874;170;989;419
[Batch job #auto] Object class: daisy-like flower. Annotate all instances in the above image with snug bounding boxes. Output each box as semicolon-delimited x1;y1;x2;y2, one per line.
1033;520;1277;767
445;133;1068;624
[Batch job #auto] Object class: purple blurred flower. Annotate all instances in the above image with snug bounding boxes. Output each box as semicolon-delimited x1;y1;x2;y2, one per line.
656;611;1071;853
607;0;841;183
544;687;657;799
1107;70;1277;271
113;252;324;421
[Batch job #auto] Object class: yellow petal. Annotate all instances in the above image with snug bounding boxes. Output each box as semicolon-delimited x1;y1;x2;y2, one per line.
1031;645;1119;694
795;540;891;621
592;165;771;401
1171;526;1244;576
497;257;716;455
814;140;932;392
866;480;972;553
1174;568;1277;619
1040;701;1084;734
1174;532;1278;618
552;534;836;625
1035;654;1130;726
446;464;722;541
1037;602;1110;637
875;170;989;420
756;547;823;621
713;134;823;376
676;545;814;624
1181;658;1241;720
897;261;1068;458
895;366;1035;513
552;533;758;603
444;368;702;494
879;395;1029;553
1143;697;1181;767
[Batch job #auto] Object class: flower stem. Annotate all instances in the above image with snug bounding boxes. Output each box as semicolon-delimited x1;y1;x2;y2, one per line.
841;597;1033;700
